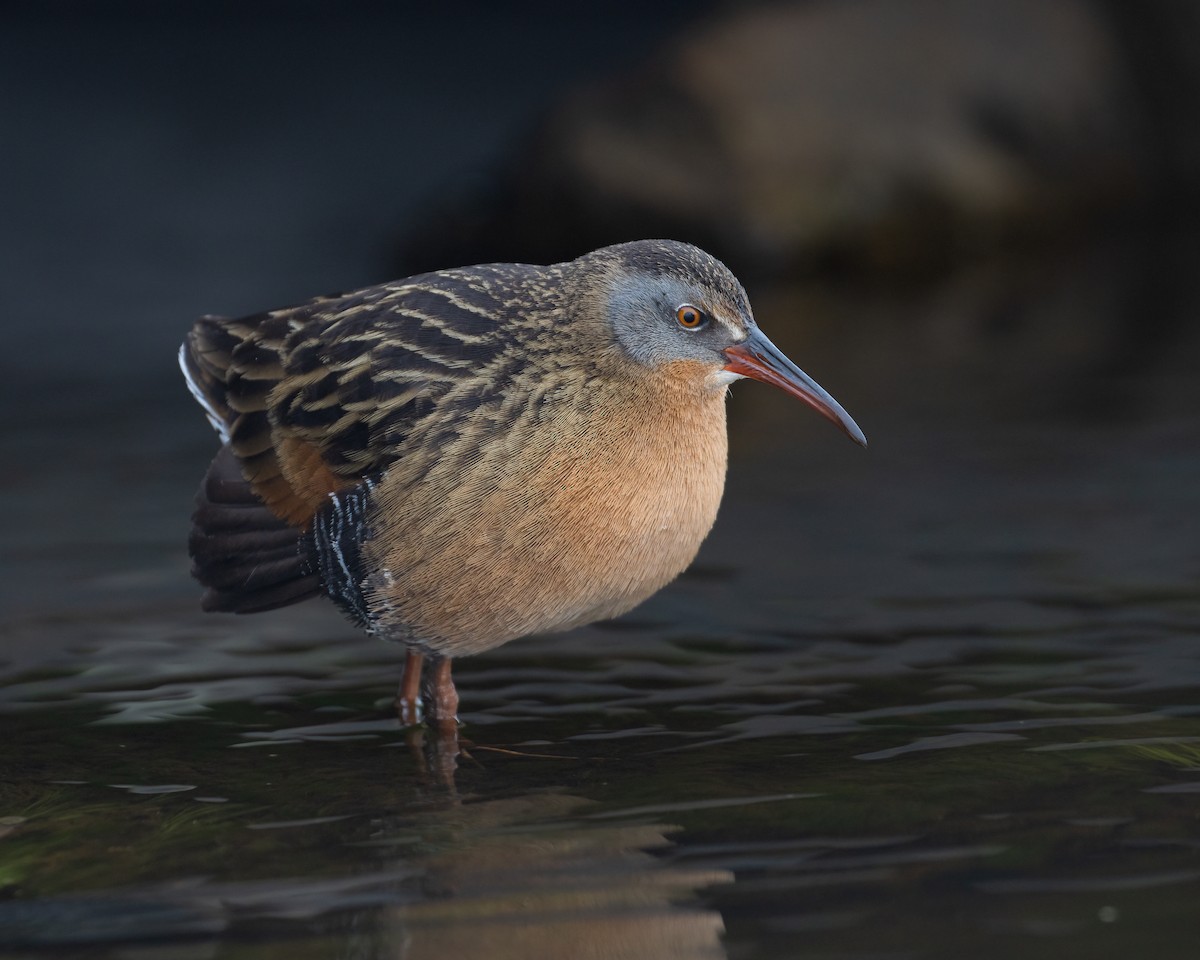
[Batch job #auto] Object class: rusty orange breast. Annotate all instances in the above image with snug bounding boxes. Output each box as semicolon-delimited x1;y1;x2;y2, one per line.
363;368;730;655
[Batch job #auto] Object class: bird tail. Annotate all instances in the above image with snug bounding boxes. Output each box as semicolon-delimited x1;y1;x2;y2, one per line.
181;312;321;613
189;445;321;613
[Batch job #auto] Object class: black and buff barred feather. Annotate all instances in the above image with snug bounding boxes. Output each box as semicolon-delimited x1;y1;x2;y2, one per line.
182;260;574;615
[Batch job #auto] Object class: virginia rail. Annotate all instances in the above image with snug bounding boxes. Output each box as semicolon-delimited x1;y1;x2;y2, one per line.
181;240;865;730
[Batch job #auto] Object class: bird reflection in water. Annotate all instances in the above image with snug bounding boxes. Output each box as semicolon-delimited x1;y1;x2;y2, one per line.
370;792;731;960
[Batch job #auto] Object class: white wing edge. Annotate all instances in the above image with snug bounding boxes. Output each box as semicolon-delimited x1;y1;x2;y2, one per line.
178;342;232;444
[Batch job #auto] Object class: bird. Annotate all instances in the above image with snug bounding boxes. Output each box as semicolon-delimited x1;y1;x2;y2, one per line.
180;239;865;732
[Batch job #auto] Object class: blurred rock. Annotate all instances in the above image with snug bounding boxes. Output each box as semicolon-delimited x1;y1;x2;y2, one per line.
393;0;1183;278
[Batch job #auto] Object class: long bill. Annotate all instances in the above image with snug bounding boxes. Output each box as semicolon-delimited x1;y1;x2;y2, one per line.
723;328;868;447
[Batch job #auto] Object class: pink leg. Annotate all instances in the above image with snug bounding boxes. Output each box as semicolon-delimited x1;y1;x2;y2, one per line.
405;662;456;787
395;650;425;726
425;657;459;732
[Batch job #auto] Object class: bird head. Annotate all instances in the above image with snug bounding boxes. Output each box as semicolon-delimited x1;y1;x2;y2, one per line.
588;240;866;447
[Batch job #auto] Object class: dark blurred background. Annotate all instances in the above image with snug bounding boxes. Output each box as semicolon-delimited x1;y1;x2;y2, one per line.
3;0;1200;618
6;7;1200;952
5;0;1200;388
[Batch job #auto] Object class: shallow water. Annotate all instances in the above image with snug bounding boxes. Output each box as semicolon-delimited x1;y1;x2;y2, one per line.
3;229;1200;958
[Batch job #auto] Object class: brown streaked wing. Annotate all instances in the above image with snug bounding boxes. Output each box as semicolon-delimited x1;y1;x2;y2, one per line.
265;267;522;503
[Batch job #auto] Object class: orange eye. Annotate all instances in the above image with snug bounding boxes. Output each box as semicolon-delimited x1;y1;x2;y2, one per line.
676;304;708;330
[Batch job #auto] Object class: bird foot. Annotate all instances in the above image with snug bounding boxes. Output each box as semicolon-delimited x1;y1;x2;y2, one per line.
394;650;460;732
394;649;426;728
395;694;423;727
421;656;460;728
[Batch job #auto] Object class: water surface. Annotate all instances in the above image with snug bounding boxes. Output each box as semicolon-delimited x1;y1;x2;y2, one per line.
2;231;1200;958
